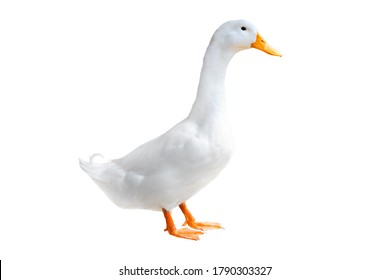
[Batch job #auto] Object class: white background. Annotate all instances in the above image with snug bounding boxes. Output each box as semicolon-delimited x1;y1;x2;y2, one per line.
1;0;389;279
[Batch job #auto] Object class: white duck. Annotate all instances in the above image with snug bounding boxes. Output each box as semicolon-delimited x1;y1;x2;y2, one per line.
80;19;281;240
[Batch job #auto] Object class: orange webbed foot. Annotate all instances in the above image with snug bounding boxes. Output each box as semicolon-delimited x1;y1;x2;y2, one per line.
179;202;223;231
162;208;203;241
166;227;204;241
182;220;223;231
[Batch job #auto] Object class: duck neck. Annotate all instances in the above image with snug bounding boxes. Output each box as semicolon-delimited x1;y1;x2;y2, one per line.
188;44;236;125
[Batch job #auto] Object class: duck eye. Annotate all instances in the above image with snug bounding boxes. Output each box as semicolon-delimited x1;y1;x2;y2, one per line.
241;26;247;31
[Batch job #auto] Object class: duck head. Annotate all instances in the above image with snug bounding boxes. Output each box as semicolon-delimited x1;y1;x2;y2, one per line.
211;19;282;57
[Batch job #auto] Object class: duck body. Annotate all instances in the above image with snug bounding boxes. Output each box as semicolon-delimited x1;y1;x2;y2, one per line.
80;19;281;239
81;115;234;211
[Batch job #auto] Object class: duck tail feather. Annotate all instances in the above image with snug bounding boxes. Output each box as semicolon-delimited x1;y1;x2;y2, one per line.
89;153;105;163
79;155;106;181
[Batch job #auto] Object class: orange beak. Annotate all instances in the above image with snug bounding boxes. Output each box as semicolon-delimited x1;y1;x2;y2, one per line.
251;33;282;57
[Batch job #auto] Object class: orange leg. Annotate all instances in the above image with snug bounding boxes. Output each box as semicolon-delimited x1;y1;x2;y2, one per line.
179;202;223;231
162;208;203;240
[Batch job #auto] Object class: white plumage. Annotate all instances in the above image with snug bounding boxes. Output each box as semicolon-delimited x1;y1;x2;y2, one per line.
80;19;281;240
